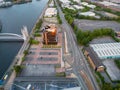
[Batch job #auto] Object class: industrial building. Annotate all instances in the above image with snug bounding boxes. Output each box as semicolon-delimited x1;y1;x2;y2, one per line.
90;43;120;59
105;0;120;4
84;47;105;72
43;24;58;45
79;11;96;16
73;5;84;10
73;0;80;3
44;8;57;17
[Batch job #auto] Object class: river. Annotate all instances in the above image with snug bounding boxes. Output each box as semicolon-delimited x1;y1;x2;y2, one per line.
0;0;48;79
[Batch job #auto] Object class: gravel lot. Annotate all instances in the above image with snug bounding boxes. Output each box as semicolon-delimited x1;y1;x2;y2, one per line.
90;36;115;44
74;19;120;32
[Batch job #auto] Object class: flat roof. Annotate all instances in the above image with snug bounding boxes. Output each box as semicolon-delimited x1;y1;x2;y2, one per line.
90;43;120;59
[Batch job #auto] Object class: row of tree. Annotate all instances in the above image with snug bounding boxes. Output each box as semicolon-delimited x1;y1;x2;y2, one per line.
73;27;119;46
57;14;62;24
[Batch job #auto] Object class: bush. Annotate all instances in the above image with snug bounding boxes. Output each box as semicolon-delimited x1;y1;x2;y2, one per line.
34;33;41;37
56;72;66;77
22;57;25;61
29;38;39;44
23;50;28;55
34;19;43;30
57;14;62;24
114;60;120;69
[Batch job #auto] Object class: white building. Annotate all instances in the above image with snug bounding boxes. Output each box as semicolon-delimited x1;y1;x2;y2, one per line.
79;11;95;16
73;5;84;9
61;4;75;10
98;1;118;6
49;0;54;7
44;8;57;17
81;2;88;6
59;0;71;4
90;43;120;59
86;4;96;9
73;0;80;3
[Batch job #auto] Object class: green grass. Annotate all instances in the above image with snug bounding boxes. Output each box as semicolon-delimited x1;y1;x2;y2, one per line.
56;72;66;77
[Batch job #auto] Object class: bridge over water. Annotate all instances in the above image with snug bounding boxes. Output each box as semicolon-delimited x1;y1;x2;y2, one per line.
0;26;29;41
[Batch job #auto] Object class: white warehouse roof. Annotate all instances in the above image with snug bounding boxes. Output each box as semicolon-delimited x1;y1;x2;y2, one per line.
86;4;96;9
81;2;88;6
59;0;70;4
98;1;118;6
44;8;57;17
73;5;84;9
73;0;80;3
90;43;120;59
79;11;95;16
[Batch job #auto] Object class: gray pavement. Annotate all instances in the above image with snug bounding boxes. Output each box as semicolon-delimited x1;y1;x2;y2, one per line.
20;64;55;77
103;59;120;81
13;77;79;90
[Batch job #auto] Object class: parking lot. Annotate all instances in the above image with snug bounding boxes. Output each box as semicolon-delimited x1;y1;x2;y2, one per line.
74;19;120;32
20;64;55;76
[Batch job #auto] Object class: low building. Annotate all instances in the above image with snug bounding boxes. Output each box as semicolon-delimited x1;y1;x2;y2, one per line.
105;0;120;4
73;0;80;3
90;43;120;59
43;24;58;45
44;8;57;17
59;0;71;4
86;4;96;9
81;2;88;6
79;11;95;16
73;5;84;9
98;1;118;7
84;47;105;72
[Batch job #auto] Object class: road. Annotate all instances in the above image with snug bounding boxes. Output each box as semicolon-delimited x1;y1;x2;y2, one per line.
55;0;99;90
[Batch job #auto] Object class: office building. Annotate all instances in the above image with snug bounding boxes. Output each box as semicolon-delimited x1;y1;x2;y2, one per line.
43;24;58;45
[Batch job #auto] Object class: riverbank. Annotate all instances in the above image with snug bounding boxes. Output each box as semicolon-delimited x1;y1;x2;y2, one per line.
3;1;48;89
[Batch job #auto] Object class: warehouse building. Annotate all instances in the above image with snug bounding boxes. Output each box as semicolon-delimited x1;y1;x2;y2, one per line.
84;47;105;72
79;11;96;16
90;43;120;59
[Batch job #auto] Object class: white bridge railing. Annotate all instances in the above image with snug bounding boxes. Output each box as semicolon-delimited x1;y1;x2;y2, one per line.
0;26;29;41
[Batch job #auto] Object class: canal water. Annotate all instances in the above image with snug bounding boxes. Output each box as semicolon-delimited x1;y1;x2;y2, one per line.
0;0;48;79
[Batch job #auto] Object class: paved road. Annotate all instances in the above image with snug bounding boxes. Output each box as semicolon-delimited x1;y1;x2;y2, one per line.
55;0;99;90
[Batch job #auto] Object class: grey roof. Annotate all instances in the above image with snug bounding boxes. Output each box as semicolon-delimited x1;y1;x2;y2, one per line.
85;47;103;68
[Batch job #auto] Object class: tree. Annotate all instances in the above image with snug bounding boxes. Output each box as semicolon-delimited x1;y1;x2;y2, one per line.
23;50;28;55
14;65;22;74
102;83;113;90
